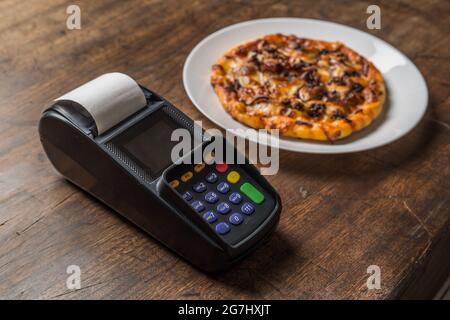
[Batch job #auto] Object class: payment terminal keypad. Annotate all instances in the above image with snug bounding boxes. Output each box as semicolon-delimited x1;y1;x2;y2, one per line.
166;163;276;245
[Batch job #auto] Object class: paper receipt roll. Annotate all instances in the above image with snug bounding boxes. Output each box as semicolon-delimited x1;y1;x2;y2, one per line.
57;73;147;134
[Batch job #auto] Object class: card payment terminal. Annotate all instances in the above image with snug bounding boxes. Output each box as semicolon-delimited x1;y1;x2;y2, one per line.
38;73;281;272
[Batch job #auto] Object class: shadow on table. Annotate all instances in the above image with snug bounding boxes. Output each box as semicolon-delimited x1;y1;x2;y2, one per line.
278;105;437;180
207;231;300;297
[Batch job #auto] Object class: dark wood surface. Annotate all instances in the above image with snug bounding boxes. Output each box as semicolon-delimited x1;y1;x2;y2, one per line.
0;0;449;299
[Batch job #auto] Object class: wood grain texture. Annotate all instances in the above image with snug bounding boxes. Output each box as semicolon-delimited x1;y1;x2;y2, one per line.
0;0;449;299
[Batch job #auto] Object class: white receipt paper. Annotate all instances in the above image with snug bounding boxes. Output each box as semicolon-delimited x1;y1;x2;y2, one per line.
57;73;147;134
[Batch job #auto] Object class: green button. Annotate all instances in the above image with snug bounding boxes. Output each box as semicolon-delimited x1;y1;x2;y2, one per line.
240;182;265;204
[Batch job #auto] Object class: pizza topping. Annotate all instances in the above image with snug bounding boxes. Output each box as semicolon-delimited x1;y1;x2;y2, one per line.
307;103;326;118
288;41;301;50
327;78;345;87
300;69;316;82
287;37;305;50
248;103;272;117
238;65;253;76
262;60;284;74
345;70;360;77
297;86;310;101
281;108;295;117
331;110;346;120
293;101;304;111
237;87;255;104
362;61;369;76
325;90;341;102
236;47;248;57
330;110;352;124
250;95;270;105
263;45;277;54
281;98;292;108
248;52;261;67
295;120;313;127
212;64;225;74
292;60;309;71
361;80;378;102
343;92;364;108
365;89;378;103
224;79;240;93
351;83;364;93
237;76;250;87
297;85;325;101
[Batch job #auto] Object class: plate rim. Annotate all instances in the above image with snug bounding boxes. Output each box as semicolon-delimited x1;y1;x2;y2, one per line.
182;17;429;154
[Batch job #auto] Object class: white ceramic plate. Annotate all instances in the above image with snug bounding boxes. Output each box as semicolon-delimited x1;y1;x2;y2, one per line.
183;18;428;154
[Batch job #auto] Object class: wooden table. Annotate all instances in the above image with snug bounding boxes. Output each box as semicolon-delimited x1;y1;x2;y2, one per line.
0;0;448;299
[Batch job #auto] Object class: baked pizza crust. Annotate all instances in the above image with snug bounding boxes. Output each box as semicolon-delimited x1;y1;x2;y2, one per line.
210;34;386;141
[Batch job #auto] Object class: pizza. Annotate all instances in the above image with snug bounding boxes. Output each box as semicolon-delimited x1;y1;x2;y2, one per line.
210;34;386;141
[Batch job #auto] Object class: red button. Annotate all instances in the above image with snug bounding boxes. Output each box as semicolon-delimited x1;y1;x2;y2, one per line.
215;163;228;173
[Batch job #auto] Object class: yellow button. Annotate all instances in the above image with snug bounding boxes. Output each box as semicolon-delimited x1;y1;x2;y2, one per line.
181;171;193;182
194;163;205;173
227;171;240;184
169;179;179;188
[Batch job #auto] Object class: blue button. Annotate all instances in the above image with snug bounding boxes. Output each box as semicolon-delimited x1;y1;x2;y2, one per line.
204;192;219;204
203;211;217;224
191;200;205;213
229;213;244;225
215;222;230;235
217;202;231;214
217;182;230;194
241;202;255;215
182;191;193;201
193;182;207;193
229;192;242;204
205;172;218;183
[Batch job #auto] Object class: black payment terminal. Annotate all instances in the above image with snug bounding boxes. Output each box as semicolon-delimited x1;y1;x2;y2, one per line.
38;73;282;272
